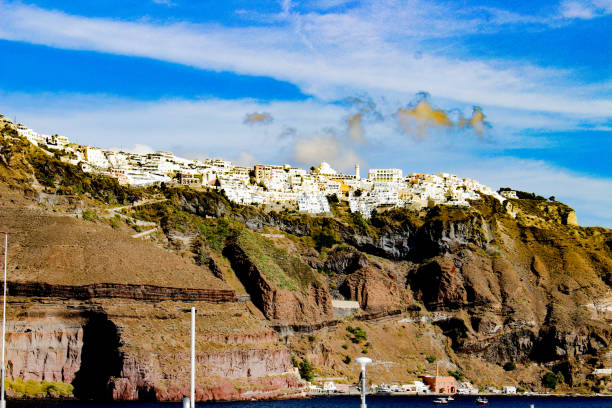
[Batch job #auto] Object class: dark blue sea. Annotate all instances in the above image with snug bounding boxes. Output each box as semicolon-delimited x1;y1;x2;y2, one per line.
8;396;612;408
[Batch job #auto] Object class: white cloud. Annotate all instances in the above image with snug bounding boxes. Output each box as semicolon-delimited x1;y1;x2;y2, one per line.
293;131;364;172
560;0;612;19
152;0;176;7
235;151;259;167
0;1;610;116
0;93;345;164
116;144;155;154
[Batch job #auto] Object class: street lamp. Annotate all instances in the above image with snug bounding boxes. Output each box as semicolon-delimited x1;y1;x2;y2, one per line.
182;307;196;408
355;357;372;408
1;233;7;408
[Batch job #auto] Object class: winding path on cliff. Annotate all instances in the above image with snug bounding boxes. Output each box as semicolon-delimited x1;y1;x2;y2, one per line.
103;198;168;235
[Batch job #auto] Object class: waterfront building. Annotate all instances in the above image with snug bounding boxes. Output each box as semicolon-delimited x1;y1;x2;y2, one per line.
420;366;457;394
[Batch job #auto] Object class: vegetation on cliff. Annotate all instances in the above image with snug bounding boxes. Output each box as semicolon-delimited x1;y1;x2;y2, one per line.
5;378;74;398
0;129;610;396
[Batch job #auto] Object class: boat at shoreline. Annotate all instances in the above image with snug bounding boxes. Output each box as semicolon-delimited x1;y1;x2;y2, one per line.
433;397;449;404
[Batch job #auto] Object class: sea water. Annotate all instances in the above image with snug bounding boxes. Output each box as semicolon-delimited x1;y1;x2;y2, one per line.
7;395;612;408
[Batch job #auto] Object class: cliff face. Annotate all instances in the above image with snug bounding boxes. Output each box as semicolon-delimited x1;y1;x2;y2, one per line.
228;196;611;390
223;241;334;327
0;129;610;397
4;298;303;402
6;306;85;384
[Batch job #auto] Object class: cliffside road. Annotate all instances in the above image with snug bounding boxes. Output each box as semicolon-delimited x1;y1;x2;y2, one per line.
105;198;168;214
131;227;159;239
102;198;168;226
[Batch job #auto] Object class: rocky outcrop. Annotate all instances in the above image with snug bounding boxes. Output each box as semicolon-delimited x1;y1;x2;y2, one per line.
340;267;409;314
324;246;368;274
109;345;302;402
6;311;85;383
8;281;236;302
223;242;334;326
4;298;305;402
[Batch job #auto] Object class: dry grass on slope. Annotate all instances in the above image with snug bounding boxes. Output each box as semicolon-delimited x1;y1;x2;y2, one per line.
0;206;228;290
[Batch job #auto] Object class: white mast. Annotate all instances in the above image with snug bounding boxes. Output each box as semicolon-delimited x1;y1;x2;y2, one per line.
1;233;7;408
190;306;195;408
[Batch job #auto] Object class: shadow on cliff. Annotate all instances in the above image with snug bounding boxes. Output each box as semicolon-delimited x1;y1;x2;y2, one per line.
72;313;123;400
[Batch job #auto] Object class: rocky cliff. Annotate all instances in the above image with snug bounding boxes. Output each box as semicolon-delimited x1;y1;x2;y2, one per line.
0;125;611;397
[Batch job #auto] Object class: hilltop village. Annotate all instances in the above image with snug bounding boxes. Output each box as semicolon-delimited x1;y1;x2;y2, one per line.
1;114;610;400
6;115;507;217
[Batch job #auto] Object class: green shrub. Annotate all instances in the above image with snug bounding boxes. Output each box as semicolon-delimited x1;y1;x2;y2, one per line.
448;370;464;381
109;216;121;230
349;212;369;233
542;372;558;389
82;210;97;221
346;326;367;343
503;361;516;371
5;378;73;397
313;232;337;252
299;359;314;382
343;355;352;364
326;194;339;204
426;355;436;364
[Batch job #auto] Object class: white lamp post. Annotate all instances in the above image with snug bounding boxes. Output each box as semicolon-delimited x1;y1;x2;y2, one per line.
1;233;7;408
355;357;372;408
190;307;195;408
183;307;196;408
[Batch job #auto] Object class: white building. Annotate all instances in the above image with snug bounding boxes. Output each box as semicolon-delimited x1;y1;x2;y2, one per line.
503;386;517;394
401;381;430;394
85;147;111;169
298;193;330;214
323;381;337;392
457;382;479;395
368;168;403;183
500;190;518;199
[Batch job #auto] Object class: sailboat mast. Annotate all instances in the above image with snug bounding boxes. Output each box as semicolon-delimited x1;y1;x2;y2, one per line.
1;233;7;408
190;306;195;408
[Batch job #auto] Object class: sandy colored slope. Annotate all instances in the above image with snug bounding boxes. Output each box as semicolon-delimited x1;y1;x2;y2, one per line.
0;206;228;290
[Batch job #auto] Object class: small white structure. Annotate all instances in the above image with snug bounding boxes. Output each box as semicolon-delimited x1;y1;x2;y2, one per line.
331;300;361;318
402;380;430;394
457;381;479;394
500;190;518;199
323;381;337;392
503;386;517;394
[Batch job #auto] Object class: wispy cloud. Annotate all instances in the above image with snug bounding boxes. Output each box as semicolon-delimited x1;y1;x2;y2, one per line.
151;0;176;7
559;0;612;19
293;129;364;172
0;1;609;116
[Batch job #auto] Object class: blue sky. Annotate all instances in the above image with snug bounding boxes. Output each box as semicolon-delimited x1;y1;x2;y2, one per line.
0;0;610;226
